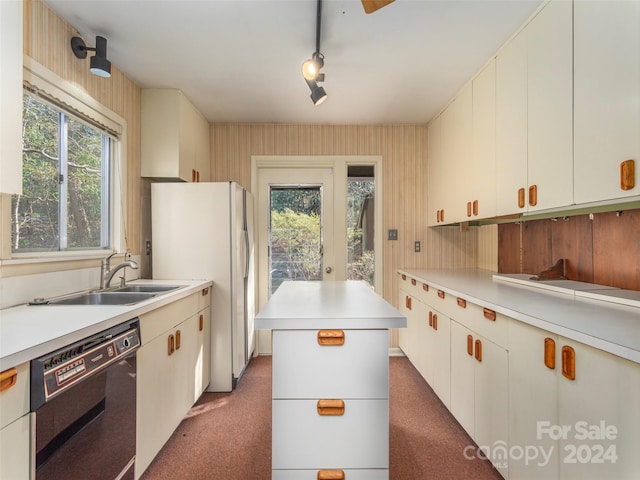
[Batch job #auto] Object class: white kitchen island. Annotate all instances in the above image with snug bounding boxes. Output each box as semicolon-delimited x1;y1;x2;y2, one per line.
255;281;406;480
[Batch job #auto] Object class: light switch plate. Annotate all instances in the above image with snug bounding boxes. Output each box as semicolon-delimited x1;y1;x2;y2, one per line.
414;241;421;252
388;229;398;240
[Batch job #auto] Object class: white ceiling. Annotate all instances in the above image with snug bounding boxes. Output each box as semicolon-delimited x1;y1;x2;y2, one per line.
45;0;543;125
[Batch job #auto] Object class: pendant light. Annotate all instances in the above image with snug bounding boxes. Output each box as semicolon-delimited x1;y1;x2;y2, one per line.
302;0;327;105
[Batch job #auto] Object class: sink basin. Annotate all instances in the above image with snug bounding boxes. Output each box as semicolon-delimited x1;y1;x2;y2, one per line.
114;284;181;293
48;292;156;305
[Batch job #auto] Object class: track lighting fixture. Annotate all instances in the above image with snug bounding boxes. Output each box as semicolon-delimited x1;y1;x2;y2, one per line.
71;35;112;78
302;0;327;105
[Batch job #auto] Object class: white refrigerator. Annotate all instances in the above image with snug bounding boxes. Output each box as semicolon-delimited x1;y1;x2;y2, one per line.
151;181;255;392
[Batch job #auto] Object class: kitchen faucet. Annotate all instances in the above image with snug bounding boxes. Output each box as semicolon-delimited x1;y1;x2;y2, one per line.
100;252;139;289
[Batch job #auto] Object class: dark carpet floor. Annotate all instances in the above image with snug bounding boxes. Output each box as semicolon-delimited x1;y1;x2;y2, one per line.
140;355;503;480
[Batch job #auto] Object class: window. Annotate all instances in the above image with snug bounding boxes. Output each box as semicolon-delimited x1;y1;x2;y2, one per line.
11;92;112;252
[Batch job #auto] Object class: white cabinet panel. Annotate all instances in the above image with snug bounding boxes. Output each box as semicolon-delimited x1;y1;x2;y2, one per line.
272;399;389;470
427;115;442;226
574;0;640;204
0;414;30;480
273;329;389;399
0;362;29;430
0;0;23;195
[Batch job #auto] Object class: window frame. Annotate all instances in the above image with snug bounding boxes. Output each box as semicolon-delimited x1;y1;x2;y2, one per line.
0;57;127;264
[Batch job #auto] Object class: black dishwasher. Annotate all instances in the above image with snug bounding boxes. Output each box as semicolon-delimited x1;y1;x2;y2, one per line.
31;319;140;480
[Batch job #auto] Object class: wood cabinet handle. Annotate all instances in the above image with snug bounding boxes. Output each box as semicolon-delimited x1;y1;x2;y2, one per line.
467;201;472;218
191;169;197;182
317;399;345;416
436;210;441;223
406;295;412;310
428;310;433;327
201;287;209;296
432;314;438;331
473;199;479;216
411;278;417;286
529;184;538;207
317;330;345;346
0;368;18;393
168;334;175;356
562;345;576;380
457;297;467;308
422;283;429;292
483;308;496;321
620;159;635;190
544;337;556;369
401;274;406;281
475;339;482;362
196;170;200;182
317;470;345;480
437;290;445;299
175;330;181;350
441;209;445;222
467;335;474;356
518;188;525;208
199;314;204;331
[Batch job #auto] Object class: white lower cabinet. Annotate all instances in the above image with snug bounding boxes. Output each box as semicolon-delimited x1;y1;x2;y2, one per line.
509;320;640;480
272;328;390;478
0;414;30;480
136;290;211;478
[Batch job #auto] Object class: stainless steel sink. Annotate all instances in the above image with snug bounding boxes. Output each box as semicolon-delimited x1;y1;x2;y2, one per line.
47;292;156;305
114;284;181;293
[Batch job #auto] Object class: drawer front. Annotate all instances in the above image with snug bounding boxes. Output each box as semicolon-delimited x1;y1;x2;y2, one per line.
197;285;212;312
398;273;426;301
466;302;507;347
272;330;389;399
139;294;198;343
273;469;388;480
272;399;388;470
0;362;29;430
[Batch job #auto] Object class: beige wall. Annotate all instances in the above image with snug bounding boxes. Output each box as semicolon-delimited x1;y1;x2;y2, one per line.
24;0;143;257
210;124;496;307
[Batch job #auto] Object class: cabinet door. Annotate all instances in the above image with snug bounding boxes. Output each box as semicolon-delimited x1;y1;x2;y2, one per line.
526;0;573;212
449;321;475;437
136;329;176;477
195;307;211;396
508;320;559;480
574;1;640;204
0;414;30;480
426;308;451;409
558;338;640;480
496;26;528;216
474;336;508;479
427;115;442;226
471;59;497;220
397;289;413;357
411;299;430;380
0;0;23;195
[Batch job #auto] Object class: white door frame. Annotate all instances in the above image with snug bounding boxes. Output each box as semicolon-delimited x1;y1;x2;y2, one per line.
252;156;383;343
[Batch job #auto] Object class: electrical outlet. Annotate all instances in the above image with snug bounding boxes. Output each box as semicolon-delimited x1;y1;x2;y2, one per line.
388;229;398;240
414;241;421;253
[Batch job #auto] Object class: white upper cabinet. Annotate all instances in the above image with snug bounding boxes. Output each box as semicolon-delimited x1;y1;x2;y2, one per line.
526;0;573;212
141;89;210;182
496;0;573;216
471;59;497;220
427;115;443;226
495;24;528;217
0;0;23;195
573;0;640;204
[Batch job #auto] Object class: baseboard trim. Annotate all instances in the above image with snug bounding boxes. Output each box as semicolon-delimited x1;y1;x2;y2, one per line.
389;347;405;357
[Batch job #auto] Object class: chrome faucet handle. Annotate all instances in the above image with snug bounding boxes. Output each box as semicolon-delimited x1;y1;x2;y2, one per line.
102;251;119;267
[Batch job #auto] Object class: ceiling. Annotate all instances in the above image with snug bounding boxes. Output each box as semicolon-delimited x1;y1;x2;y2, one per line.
45;0;543;125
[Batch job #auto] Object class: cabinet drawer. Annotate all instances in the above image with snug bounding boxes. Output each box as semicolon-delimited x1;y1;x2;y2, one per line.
272;399;388;470
0;414;31;480
273;469;388;480
139;294;198;343
0;362;29;430
398;273;427;301
272;330;389;399
448;298;507;347
197;285;212;312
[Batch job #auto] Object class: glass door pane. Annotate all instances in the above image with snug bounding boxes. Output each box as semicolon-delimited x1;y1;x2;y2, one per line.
346;165;375;287
269;186;322;294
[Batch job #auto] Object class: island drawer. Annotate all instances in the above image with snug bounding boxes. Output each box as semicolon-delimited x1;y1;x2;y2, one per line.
0;362;29;430
273;468;388;480
272;399;388;470
272;329;389;399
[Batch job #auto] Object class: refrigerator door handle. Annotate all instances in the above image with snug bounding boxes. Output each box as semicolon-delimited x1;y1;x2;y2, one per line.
244;229;250;279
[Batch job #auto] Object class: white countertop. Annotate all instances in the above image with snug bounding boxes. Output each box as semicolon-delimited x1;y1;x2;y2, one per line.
398;268;640;364
0;279;212;371
255;281;406;330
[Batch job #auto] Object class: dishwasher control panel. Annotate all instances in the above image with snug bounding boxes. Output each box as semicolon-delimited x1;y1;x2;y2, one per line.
30;319;140;411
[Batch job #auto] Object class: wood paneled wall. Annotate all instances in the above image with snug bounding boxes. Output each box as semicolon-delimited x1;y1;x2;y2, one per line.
498;209;640;290
210;124;495;306
23;0;142;256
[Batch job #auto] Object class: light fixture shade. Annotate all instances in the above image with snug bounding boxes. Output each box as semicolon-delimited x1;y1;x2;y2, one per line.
90;55;111;77
302;53;325;81
310;84;327;106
